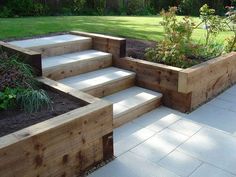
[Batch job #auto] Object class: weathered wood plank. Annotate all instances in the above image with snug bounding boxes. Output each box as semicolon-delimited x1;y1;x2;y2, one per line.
85;76;135;98
114;57;181;91
43;54;112;80
29;39;92;57
70;31;126;60
0;99;113;177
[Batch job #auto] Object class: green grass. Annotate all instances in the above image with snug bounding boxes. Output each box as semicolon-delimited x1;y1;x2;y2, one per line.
0;16;232;42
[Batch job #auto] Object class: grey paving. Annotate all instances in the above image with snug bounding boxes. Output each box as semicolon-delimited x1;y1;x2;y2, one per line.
89;84;236;177
185;85;236;134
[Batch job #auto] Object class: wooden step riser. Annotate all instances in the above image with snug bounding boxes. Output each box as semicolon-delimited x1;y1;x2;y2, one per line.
43;57;112;80
84;77;135;98
29;40;92;57
113;98;162;128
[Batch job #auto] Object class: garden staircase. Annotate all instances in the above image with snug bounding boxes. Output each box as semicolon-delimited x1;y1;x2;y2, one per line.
9;34;163;128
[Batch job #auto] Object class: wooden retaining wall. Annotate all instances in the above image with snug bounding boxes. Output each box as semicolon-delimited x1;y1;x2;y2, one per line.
70;31;126;60
0;78;113;177
179;52;236;109
114;53;236;112
114;57;192;112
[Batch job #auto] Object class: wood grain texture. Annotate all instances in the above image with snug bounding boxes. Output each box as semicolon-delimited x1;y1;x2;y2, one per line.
70;31;126;60
29;39;92;57
85;76;135;98
0;98;113;177
179;52;236;108
43;55;112;81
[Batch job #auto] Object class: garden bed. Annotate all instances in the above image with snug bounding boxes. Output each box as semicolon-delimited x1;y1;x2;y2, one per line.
0;89;84;137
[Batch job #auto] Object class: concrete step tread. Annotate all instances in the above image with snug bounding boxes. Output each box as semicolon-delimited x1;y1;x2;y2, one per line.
9;34;91;48
104;87;163;118
42;50;112;69
58;67;136;91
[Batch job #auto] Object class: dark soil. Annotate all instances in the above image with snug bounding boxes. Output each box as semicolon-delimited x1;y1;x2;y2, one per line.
0;90;83;137
126;38;156;59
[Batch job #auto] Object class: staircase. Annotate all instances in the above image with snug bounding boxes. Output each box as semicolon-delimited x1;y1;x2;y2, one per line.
9;34;163;128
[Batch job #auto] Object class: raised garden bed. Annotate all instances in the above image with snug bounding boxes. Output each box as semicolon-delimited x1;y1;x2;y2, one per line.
0;41;113;177
0;89;83;137
95;35;236;113
114;52;236;112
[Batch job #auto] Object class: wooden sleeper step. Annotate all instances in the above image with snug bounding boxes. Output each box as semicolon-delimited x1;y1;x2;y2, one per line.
42;50;112;80
9;34;92;57
104;87;163;128
58;67;136;98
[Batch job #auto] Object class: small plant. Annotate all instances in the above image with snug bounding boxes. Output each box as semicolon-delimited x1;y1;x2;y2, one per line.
223;6;236;52
198;4;224;46
17;89;51;113
0;87;20;111
145;7;200;68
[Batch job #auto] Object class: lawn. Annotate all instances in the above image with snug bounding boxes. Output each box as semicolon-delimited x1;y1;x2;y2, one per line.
0;16;232;42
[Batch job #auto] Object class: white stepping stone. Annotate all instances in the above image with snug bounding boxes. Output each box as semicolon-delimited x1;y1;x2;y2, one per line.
104;87;162;118
42;50;112;69
8;34;90;48
58;67;135;91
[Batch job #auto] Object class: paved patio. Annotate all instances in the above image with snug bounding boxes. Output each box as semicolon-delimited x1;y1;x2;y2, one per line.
88;85;236;177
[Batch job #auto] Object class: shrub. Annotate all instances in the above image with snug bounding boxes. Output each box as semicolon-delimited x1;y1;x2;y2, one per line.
223;6;236;52
145;7;200;68
145;6;224;68
2;0;47;17
199;4;224;46
73;0;86;14
126;0;144;15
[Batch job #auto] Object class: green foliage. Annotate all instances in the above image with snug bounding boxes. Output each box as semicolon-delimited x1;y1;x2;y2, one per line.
95;0;107;15
126;0;144;15
195;42;224;60
223;6;236;52
0;51;36;91
145;7;199;68
0;6;12;18
0;87;20;111
145;6;225;68
199;4;224;46
73;0;86;14
179;0;202;16
1;0;48;17
0;50;51;113
16;89;52;113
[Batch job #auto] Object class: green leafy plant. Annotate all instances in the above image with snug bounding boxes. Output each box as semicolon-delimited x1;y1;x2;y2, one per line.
0;87;20;111
145;7;200;68
223;6;236;52
198;4;224;46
